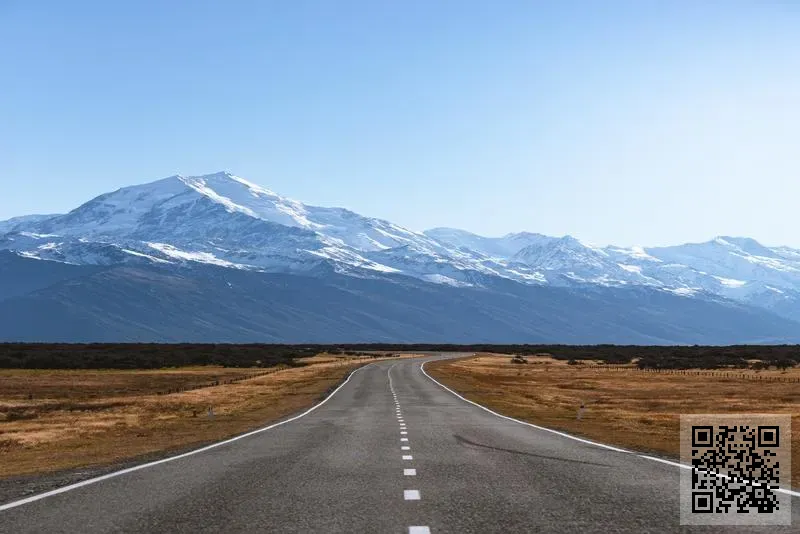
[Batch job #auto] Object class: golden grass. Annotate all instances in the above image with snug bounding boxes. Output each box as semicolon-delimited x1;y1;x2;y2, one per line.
427;354;800;488
0;356;386;477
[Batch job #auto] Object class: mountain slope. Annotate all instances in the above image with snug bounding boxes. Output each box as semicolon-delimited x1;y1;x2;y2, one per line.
1;255;798;344
2;171;800;343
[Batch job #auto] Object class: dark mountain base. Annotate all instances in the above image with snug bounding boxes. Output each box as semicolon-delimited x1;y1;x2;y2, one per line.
2;256;799;344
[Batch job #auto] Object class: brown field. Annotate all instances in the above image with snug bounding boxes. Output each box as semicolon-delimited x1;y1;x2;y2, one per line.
0;354;395;477
427;354;800;488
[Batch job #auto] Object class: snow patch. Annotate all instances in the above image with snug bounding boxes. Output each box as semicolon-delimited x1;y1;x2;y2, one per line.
422;274;473;287
714;276;747;288
618;264;642;274
122;249;172;264
147;242;247;269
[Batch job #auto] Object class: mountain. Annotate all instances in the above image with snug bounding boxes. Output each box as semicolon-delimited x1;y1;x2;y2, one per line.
424;228;555;258
1;171;800;343
0;214;60;234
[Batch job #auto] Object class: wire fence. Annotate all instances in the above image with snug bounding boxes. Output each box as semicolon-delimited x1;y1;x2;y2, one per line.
585;366;800;383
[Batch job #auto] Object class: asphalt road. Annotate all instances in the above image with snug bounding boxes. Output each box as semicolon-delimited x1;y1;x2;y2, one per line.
1;354;798;533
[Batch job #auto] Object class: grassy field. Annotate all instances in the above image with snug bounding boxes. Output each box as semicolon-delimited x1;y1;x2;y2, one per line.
427;354;800;488
0;354;387;477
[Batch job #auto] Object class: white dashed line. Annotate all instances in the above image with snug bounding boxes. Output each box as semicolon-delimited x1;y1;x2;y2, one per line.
390;364;429;530
404;490;421;501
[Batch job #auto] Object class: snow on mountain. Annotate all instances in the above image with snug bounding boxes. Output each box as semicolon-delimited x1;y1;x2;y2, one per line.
0;214;60;234
3;171;800;322
645;237;800;288
425;228;555;258
0;172;498;282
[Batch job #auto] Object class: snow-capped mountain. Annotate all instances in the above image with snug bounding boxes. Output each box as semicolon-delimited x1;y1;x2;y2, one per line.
2;171;800;343
2;172;551;284
425;227;800;319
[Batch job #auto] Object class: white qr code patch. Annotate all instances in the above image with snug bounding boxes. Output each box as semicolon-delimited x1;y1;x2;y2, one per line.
680;414;792;526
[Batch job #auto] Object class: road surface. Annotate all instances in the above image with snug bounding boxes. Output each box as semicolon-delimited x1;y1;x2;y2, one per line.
1;354;798;533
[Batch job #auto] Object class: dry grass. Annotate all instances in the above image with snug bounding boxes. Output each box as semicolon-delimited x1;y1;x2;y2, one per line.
0;355;387;477
427;354;800;488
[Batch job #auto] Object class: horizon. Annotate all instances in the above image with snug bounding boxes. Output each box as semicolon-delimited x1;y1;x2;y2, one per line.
2;2;798;246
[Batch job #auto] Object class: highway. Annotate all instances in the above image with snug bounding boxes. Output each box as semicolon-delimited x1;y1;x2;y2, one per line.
1;354;798;533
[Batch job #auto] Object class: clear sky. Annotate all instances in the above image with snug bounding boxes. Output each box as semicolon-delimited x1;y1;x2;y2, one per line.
1;1;798;247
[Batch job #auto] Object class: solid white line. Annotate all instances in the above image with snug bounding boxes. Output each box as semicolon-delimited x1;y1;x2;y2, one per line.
401;446;411;450
401;438;409;442
421;358;800;497
637;454;800;498
404;468;417;476
420;360;630;454
409;527;430;534
403;455;413;460
0;363;374;513
404;489;421;500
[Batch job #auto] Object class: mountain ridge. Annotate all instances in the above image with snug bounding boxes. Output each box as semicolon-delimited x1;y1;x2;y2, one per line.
2;171;800;343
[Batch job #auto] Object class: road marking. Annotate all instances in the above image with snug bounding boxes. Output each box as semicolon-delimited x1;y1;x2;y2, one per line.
421;358;800;499
401;431;408;435
401;438;408;442
409;527;430;534
404;468;417;476
420;360;630;454
637;454;800;497
404;490;421;500
403;455;413;460
0;363;374;513
401;446;411;450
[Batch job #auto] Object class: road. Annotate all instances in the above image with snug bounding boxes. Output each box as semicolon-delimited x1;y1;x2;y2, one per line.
1;354;798;533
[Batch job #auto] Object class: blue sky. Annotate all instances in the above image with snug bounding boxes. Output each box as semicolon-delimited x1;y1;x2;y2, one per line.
2;1;798;246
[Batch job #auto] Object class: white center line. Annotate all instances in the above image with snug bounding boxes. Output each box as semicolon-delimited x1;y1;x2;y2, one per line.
402;455;413;460
404;468;416;476
401;446;411;450
404;489;421;501
409;527;430;534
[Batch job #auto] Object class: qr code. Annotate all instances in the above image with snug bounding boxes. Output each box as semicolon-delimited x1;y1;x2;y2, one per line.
680;414;792;526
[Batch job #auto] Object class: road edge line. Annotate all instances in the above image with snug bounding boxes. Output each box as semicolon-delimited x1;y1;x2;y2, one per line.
420;358;800;498
0;362;374;512
419;359;630;454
